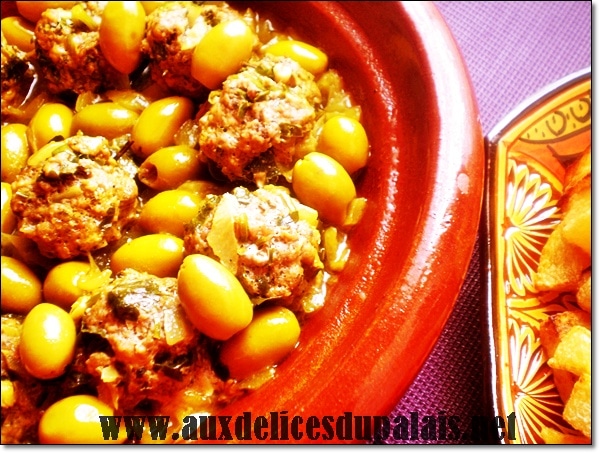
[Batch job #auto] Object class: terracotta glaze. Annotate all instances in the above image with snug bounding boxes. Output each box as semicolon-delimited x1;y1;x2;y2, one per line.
0;1;484;443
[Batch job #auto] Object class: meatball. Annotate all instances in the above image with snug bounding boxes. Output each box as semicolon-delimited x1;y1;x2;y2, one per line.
198;54;322;184
184;185;323;304
142;1;245;98
10;135;138;260
1;33;36;120
34;2;126;95
74;269;226;412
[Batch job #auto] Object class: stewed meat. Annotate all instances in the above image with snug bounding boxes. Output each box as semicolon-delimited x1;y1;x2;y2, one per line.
142;1;246;98
197;54;322;184
73;269;234;412
33;1;125;95
184;185;323;304
10;134;138;260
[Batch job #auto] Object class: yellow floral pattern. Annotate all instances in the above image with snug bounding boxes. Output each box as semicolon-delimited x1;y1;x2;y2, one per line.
503;159;560;297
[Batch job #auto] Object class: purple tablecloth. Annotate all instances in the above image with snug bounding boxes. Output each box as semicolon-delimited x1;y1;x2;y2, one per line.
380;1;591;445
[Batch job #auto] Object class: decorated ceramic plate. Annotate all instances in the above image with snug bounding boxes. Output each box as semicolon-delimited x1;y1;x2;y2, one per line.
484;68;591;444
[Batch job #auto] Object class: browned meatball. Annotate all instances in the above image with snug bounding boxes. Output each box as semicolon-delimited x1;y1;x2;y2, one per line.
184;185;323;304
141;1;245;98
74;269;226;412
10;135;138;260
198;54;322;184
33;2;126;95
1;33;36;121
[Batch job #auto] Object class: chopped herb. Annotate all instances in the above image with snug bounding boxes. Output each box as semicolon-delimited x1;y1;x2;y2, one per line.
153;351;193;381
106;282;164;323
280;123;304;138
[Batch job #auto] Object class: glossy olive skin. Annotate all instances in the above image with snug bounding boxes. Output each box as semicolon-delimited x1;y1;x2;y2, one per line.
1;16;35;52
1;123;30;183
105;89;150;113
1;182;18;234
28;103;73;152
265;39;328;76
72;102;139;139
292;151;357;226
177;179;228;198
20;303;76;380
177;254;253;341
38;394;125;444
139;189;202;237
220;305;301;380
110;233;184;278
131;96;195;158
99;1;146;74
140;1;167;14
138;145;202;191
191;19;256;90
317;116;369;175
1;256;42;314
42;261;92;311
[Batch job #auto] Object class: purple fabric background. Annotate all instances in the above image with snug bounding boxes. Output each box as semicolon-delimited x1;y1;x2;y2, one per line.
378;1;592;444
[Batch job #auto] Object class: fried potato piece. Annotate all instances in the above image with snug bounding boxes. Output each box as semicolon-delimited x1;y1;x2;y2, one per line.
560;177;591;256
534;221;590;292
547;325;591;376
563;373;591;439
540;426;590;444
536;148;592;444
540;309;591;356
540;311;591;402
576;271;591;312
545;326;592;440
534;147;591;293
563;146;591;194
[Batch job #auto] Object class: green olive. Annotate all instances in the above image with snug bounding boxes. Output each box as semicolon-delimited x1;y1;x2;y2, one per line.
72;102;139;139
20;303;76;380
265;39;328;76
42;261;92;311
317;116;369;174
28;103;73;152
1;182;18;234
140;1;167;14
177;254;253;341
111;233;184;278
220;305;300;380
1;256;42;314
139;189;202;237
1;123;30;183
177;179;228;198
138;145;202;191
39;394;125;444
106;89;150;113
99;1;146;75
1;16;35;52
191;19;256;90
292;151;356;225
131;96;195;158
